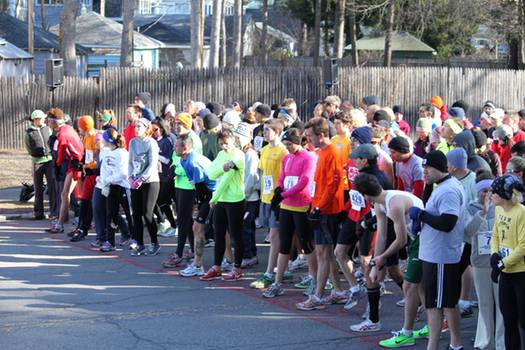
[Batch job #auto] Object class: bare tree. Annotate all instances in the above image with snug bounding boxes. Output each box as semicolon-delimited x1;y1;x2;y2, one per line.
59;0;78;76
191;0;203;68
120;0;135;67
260;0;268;63
220;0;227;67
333;0;346;58
348;0;358;65
28;0;34;73
232;0;242;68
383;0;394;67
300;23;308;56
313;0;322;65
100;0;105;16
209;0;223;68
0;0;7;13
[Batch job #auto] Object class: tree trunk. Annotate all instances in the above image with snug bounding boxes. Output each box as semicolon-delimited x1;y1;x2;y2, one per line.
313;0;321;65
232;0;242;68
209;0;223;68
40;0;47;30
220;0;226;68
59;0;78;76
333;0;345;59
190;0;203;68
348;0;358;66
100;0;105;16
15;0;20;18
120;0;135;67
0;0;7;13
383;0;394;67
27;0;34;73
260;0;268;64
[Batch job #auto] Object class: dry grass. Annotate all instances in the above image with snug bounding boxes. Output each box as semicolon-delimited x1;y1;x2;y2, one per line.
0;149;33;189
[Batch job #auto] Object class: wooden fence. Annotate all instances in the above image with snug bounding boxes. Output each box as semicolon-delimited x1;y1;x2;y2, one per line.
1;65;525;149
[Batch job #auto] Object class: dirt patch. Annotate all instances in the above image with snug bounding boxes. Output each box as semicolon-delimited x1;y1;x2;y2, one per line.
0;150;33;189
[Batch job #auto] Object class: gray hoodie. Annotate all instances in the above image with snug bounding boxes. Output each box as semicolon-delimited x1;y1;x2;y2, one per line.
128;136;160;183
464;200;495;268
454;130;491;173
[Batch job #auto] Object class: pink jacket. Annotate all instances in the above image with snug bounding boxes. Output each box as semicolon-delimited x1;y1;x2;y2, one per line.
277;149;316;208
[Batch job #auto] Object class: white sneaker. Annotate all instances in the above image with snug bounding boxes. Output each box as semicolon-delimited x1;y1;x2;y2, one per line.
241;256;258;268
288;255;308;271
221;258;233;272
157;220;171;236
180;262;205;277
350;319;381;332
159;227;177;238
396;298;405;307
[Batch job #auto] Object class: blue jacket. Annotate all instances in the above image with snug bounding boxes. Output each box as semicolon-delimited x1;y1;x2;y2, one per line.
180;151;217;193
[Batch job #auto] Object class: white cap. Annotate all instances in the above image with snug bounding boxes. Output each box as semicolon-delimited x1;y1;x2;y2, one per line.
222;110;242;129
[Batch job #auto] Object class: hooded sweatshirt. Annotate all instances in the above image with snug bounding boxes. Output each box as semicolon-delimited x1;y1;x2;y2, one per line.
453;130;491;173
465;201;495;268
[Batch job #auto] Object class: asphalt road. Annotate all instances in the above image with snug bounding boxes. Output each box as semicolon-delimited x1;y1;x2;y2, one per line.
0;220;476;350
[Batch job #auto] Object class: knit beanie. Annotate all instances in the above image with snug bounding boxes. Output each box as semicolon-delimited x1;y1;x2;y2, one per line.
233;122;253;148
255;103;272;118
452;100;469;113
206;102;224;116
446;148;467;169
483;100;496;110
198;108;211;118
363;95;380;106
281;130;302;145
373;109;390;122
222;110;242;129
31;110;46;120
430;96;444;108
136;92;151;106
416;118;432;133
472;129;488;148
444;119;463;135
388;136;411;154
491;175;522;200
423;150;448;173
495;125;513;140
175;112;193;130
203;113;220;130
393;105;403;114
351;126;373;144
78;115;94;132
136;117;151;129
448;107;465;119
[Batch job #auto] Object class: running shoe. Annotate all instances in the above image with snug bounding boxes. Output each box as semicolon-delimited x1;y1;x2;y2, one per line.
204;239;215;247
288;255;308;271
296;295;325;311
350;319;381;332
221;258;234;272
460;305;473;318
162;253;183;268
159;227;177;238
241;256;258;268
200;266;222;281
90;239;102;248
325;280;334;291
222;267;242;281
321;290;348;305
46;222;64;233
378;331;416;348
131;244;147;256
282;270;294;281
129;239;138;250
262;283;284;298
303;279;317;297
344;286;366;310
250;273;274;289
396;298;405;307
119;237;132;247
156;220;171;235
67;229;78;237
148;243;161;256
100;241;116;252
182;250;194;260
294;275;312;289
413;325;428;339
179;262;205;277
70;229;87;242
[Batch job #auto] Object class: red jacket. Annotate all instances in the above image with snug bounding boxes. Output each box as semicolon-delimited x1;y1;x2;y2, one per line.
124;124;136;150
56;124;83;166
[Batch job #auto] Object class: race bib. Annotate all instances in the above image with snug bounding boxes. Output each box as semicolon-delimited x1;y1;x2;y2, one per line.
254;136;264;152
284;176;299;190
310;181;316;198
499;247;513;258
85;150;94;164
477;232;491;255
349;190;365;210
263;175;274;195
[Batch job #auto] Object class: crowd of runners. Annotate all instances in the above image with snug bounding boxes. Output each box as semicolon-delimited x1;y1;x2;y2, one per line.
23;92;525;350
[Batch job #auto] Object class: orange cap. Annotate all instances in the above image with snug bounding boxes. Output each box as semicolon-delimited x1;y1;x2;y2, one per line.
78;115;94;132
430;96;444;108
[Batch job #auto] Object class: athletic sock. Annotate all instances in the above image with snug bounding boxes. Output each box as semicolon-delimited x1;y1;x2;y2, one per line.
367;287;381;323
402;328;412;337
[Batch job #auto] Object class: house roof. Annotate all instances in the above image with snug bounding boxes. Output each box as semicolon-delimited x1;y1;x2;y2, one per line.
0;37;33;59
345;31;436;53
49;11;164;50
0;12;89;53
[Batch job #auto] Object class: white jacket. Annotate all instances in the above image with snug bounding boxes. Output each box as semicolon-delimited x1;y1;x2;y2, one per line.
99;147;130;189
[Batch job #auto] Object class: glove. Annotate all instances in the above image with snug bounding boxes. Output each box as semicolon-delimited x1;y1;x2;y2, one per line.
490;253;501;269
271;187;283;211
408;206;424;221
491;267;501;283
411;218;421;237
132;178;144;189
128;177;135;188
70;159;83;172
307;207;321;230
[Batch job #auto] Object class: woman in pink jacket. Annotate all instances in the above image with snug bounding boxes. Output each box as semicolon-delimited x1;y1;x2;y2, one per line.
262;128;317;298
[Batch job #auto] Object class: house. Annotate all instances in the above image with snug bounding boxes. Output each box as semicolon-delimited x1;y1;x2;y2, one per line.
133;14;296;67
49;11;164;77
345;31;436;60
149;0;235;16
0;37;33;77
0;13;89;76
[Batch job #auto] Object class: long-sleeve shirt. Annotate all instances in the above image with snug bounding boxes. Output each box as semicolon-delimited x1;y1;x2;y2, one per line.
311;144;344;215
491;203;525;273
259;143;288;204
208;148;245;204
244;148;260;202
155;136;174;182
82;132;98;171
128;136;160;183
99;147;130;189
464;201;495;268
56;124;84;166
180;151;216;192
278;149;316;211
124;123;135;150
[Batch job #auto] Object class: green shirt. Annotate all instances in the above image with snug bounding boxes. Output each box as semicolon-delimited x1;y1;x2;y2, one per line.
172;131;203;190
209;148;245;204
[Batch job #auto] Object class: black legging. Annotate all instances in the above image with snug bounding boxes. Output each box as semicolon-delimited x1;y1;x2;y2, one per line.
279;208;313;255
106;185;126;246
131;182;160;246
119;188;134;240
154;180;177;228
213;201;245;268
174;188;195;257
499;271;525;349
